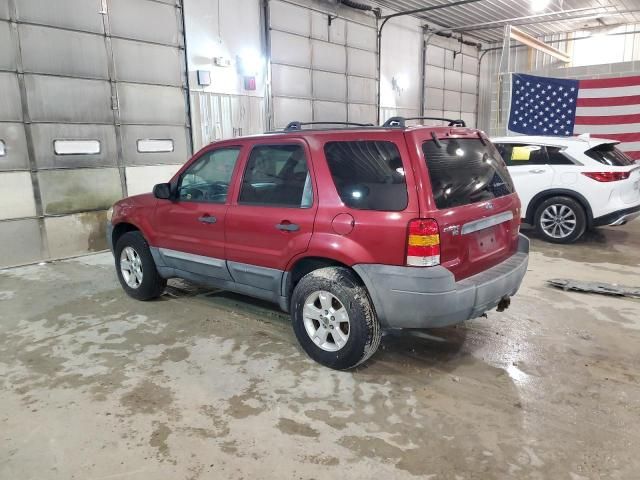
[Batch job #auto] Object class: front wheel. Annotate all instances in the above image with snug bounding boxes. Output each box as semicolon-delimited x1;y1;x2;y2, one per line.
534;196;587;244
114;231;166;300
290;267;381;370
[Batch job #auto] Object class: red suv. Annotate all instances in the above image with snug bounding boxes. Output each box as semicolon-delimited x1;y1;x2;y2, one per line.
107;118;529;369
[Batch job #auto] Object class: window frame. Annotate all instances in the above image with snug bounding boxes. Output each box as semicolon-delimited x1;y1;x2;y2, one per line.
176;145;243;204
237;142;315;209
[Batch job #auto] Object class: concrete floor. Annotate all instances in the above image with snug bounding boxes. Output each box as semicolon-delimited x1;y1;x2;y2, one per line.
1;223;639;480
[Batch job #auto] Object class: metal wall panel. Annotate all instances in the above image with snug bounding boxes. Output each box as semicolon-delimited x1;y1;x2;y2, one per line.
271;30;311;67
269;1;377;127
15;0;104;33
0;73;23;121
25;75;113;123
328;17;346;45
19;24;109;79
347;48;376;78
0;219;43;267
313;101;347;122
38;168;123;215
348;76;376;104
346;22;375;51
0;20;16;70
348;103;376;124
311;11;328;41
273;97;312;128
269;1;310;37
312;70;346;102
45;211;108;258
121;125;188;166
271;64;311;97
0;123;29;171
111;38;183;86
125;164;182;196
31;124;118;169
311;40;346;73
0;172;37;220
118;83;185;125
109;0;179;46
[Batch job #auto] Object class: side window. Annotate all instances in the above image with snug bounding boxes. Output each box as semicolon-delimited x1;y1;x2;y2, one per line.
496;143;547;166
324;141;408;211
178;147;241;203
546;146;575;165
238;144;312;208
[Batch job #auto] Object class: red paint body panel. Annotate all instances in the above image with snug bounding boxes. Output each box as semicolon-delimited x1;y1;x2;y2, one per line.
110;126;522;282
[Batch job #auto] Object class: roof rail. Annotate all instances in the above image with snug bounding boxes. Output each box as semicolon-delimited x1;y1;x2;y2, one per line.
382;116;466;128
283;121;374;131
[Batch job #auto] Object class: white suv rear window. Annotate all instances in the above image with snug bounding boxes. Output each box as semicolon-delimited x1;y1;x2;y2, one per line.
585;144;635;166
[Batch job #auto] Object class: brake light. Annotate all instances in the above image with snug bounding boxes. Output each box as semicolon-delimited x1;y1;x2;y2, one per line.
582;171;630;182
407;219;440;267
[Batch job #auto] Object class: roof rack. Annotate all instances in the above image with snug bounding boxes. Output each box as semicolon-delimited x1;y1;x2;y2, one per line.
283;121;374;131
382;116;466;128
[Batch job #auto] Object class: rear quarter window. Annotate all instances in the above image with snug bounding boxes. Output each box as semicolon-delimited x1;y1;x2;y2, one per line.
423;138;515;209
585;143;635;166
324;141;408;211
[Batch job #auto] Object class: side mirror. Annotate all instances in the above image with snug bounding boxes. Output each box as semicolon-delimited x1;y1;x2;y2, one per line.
153;182;172;200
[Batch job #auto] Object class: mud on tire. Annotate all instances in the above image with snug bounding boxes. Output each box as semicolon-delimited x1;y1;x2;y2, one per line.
290;267;381;370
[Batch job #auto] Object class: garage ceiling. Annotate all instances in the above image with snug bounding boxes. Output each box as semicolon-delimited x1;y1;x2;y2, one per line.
370;0;640;43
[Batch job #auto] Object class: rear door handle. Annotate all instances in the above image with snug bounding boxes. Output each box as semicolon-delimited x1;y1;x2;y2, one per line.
198;215;217;224
529;169;546;174
276;222;300;232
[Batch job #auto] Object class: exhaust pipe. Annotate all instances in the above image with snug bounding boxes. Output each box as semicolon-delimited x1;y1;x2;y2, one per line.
496;296;511;312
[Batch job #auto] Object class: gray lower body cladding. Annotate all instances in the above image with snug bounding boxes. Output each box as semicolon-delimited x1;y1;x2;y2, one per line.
354;234;530;329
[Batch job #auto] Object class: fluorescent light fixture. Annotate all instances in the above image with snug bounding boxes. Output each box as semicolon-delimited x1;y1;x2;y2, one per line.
0;140;5;157
54;139;100;155
137;139;174;153
530;0;551;12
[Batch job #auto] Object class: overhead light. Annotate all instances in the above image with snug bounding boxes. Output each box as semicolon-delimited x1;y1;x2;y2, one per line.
530;0;551;12
237;50;264;76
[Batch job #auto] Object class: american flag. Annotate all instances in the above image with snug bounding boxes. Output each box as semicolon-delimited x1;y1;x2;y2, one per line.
509;73;640;161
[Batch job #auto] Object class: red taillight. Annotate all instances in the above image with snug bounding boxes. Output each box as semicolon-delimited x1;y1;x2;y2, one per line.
582;171;630;182
407;219;440;267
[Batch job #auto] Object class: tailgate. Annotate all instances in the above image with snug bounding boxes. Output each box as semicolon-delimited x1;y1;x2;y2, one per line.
418;132;521;280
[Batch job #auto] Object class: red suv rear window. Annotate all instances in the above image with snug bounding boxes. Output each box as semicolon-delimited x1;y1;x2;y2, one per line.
422;138;514;209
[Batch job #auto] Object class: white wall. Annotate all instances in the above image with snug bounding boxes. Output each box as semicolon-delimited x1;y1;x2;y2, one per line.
184;0;266;149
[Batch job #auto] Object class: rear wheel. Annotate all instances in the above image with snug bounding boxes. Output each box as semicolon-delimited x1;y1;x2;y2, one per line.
291;267;381;370
534;196;586;244
115;231;166;300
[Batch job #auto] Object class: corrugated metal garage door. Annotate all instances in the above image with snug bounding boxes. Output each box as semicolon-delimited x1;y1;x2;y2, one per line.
268;0;378;128
424;40;479;128
0;0;190;267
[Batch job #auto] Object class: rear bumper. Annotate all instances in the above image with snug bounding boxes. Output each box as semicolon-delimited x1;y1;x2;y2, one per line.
593;204;640;227
353;234;530;329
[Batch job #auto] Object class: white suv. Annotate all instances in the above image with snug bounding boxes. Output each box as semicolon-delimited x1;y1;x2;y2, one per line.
492;135;640;243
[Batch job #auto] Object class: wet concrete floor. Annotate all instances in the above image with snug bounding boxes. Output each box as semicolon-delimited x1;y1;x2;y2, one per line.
1;222;639;479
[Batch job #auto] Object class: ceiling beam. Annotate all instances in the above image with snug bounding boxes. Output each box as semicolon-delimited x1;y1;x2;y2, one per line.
508;25;571;63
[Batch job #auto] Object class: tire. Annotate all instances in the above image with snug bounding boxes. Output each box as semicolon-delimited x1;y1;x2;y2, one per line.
290;267;381;370
534;196;587;244
114;231;166;300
